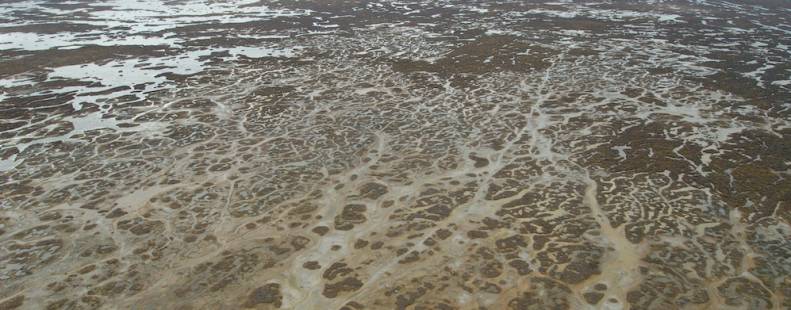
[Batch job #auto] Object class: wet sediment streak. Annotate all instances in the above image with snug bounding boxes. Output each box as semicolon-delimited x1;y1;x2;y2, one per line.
2;0;791;309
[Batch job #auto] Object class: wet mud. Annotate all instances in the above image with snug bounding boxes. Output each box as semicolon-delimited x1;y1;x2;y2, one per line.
2;0;791;309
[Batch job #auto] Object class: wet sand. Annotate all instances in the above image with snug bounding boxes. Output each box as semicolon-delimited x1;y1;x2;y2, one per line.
1;0;791;309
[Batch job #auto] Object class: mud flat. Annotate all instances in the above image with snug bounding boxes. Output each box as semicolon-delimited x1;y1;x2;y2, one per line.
2;0;791;309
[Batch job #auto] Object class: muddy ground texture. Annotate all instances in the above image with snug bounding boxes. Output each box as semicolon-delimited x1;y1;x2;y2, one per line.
2;0;791;309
